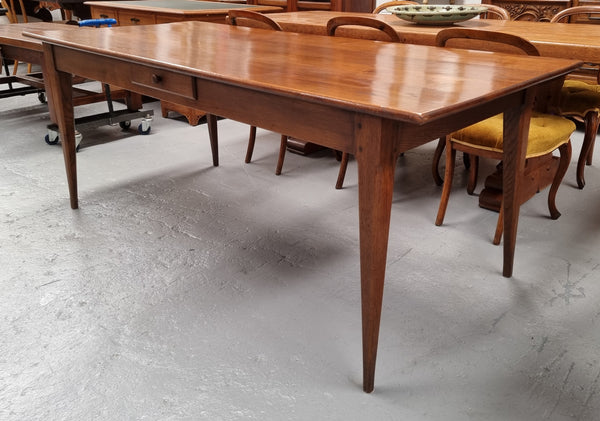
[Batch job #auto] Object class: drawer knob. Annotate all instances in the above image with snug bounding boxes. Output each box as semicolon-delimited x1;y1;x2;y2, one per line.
151;74;162;84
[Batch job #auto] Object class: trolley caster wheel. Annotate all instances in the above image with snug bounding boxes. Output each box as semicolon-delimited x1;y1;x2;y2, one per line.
38;92;47;104
45;132;59;145
119;120;131;130
138;121;151;135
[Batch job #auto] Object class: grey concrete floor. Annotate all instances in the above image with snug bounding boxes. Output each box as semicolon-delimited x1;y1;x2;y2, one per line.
1;83;600;421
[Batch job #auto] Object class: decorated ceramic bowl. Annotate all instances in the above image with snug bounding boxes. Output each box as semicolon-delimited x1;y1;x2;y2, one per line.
387;4;489;25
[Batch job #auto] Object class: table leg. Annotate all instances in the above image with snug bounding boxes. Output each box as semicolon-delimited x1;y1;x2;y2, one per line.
501;89;535;278
43;44;77;209
206;114;219;167
355;116;399;393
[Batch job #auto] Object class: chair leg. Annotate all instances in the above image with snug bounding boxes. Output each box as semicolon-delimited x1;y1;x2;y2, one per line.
576;111;599;189
275;134;287;176
244;126;257;164
335;152;350;189
463;152;471;170
435;137;456;226
466;155;479;195
548;142;572;220
493;204;504;245
587;111;596;166
587;138;594;166
432;137;445;186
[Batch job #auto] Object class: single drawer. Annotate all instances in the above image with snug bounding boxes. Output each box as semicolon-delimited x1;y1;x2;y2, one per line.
118;11;156;26
90;7;117;21
129;65;197;100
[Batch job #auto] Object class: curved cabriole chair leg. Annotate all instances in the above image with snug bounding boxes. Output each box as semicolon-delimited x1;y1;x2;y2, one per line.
577;111;599;189
432;138;445;186
548;141;572;219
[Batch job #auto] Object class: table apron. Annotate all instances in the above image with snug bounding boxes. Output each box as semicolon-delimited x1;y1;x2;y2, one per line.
1;44;43;64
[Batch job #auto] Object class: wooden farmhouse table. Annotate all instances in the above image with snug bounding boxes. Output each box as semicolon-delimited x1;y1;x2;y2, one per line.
24;21;580;393
269;11;600;63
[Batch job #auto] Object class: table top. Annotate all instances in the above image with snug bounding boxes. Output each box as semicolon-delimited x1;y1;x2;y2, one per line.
24;21;580;125
0;22;84;51
85;0;280;13
269;11;600;62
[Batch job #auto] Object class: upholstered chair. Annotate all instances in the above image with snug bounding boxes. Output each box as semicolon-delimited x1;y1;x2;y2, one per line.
551;6;600;189
433;28;575;245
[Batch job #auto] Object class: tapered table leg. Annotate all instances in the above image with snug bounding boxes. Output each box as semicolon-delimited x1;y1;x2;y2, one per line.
501;89;535;278
355;116;399;393
206;114;219;167
43;44;77;209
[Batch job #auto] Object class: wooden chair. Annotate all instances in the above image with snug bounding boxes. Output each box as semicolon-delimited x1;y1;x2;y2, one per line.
326;15;402;41
327;16;403;189
0;3;7;75
1;2;39;79
551;6;600;188
467;4;510;20
1;0;35;75
225;10;288;175
372;0;417;14
431;7;510;186
226;8;283;29
0;4;9;77
434;28;575;244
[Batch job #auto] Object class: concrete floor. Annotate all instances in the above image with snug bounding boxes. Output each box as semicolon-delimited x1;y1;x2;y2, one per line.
1;84;600;421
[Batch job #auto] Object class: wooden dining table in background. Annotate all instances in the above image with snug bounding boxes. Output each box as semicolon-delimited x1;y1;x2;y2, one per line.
268;10;600;64
25;21;580;393
0;22;145;129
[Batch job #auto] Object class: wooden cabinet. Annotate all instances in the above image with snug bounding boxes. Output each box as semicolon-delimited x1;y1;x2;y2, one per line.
88;1;282;26
482;0;569;21
89;6;118;21
483;0;600;22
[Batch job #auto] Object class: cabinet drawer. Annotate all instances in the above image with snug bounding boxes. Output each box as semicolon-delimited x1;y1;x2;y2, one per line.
129;65;196;100
90;7;117;21
118;11;156;26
